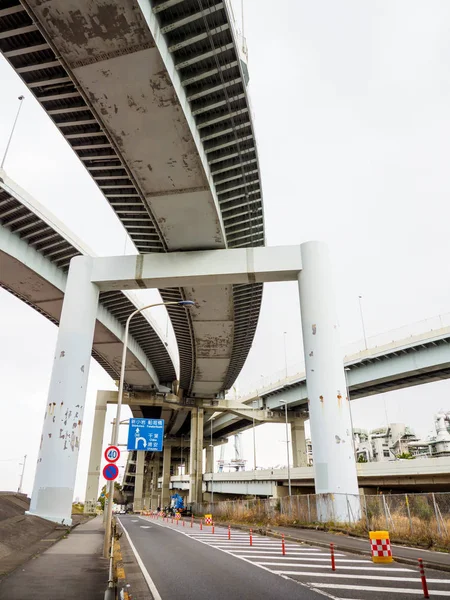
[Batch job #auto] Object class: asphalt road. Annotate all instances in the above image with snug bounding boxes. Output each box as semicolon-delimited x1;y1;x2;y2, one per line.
118;516;324;600
119;516;450;600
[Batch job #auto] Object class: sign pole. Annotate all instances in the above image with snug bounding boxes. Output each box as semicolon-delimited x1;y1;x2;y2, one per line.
102;299;195;559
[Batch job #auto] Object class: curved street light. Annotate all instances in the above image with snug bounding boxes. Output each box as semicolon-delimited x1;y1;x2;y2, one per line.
104;299;195;557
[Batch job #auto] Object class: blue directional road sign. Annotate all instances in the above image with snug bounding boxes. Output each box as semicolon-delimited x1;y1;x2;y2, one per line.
127;418;164;452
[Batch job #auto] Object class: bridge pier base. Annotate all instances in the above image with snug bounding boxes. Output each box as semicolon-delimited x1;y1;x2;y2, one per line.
133;451;145;511
84;391;107;514
299;242;360;522
291;416;308;468
205;443;214;473
27;256;99;525
188;407;204;504
161;445;172;507
150;456;160;510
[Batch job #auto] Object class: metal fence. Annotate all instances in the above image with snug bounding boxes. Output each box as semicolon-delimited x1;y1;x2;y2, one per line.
192;492;450;546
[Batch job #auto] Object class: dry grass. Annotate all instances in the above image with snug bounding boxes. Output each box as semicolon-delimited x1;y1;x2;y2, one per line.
203;501;450;550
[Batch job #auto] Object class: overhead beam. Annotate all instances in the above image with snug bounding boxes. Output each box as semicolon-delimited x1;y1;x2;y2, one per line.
90;245;302;292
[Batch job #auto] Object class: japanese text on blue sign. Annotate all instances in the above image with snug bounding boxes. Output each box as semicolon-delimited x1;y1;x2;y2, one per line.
127;418;164;451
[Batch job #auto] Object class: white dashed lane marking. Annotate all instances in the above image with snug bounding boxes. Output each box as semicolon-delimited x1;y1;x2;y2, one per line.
141;517;450;598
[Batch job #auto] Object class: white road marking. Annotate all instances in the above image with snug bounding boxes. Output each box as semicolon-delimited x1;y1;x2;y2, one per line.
118;518;163;600
311;584;450;596
255;563;413;571
231;555;368;562
146;517;338;599
210;546;345;556
274;571;447;583
140;526;151;529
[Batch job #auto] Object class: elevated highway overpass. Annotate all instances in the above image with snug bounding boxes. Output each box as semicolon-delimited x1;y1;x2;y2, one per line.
124;456;450;500
0;0;267;522
0;169;175;391
209;321;450;439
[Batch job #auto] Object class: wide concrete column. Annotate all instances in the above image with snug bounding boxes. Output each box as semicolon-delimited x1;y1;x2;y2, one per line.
298;242;360;522
161;445;172;507
150;456;160;509
84;392;108;513
28;256;98;525
133;451;145;511
291;417;308;468
205;444;214;473
188;407;204;504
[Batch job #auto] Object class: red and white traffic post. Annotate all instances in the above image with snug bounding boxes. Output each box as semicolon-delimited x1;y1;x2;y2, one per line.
418;559;430;599
330;543;336;571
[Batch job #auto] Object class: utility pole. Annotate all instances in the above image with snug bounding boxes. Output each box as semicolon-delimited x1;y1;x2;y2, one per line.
1;95;25;170
18;454;27;494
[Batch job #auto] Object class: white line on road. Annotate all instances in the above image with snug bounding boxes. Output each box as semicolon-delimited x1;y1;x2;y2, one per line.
274;571;448;583
146;516;339;600
118;518;163;600
311;584;450;596
211;547;345;555
230;555;368;562
255;563;413;571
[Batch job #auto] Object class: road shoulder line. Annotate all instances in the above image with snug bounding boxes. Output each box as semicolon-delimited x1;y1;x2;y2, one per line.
118;517;163;600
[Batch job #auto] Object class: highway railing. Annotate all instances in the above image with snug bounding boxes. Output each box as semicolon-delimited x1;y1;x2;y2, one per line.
234;312;450;399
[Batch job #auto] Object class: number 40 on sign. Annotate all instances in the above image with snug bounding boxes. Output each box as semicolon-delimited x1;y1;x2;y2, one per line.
104;446;120;462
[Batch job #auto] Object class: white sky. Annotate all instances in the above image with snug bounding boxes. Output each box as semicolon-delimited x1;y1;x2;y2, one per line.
1;0;450;497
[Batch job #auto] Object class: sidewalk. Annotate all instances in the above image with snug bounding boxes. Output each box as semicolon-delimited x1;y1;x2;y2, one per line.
0;515;108;599
267;525;450;572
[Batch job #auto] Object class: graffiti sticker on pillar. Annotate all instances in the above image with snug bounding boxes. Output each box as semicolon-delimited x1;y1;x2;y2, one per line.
127;418;164;451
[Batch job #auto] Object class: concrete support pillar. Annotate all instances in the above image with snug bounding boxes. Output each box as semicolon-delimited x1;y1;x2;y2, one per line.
188;407;204;504
184;451;190;475
161;445;172;507
205;444;214;473
143;468;152;510
84;392;107;513
28;257;98;525
133;451;145;511
151;456;160;509
291;417;308;468
298;241;360;522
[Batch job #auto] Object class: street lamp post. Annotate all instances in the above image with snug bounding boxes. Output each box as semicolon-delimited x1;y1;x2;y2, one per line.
1;95;25;170
344;368;357;460
18;454;27;494
358;295;368;350
103;300;195;558
252;400;257;499
283;331;288;379
180;434;184;476
280;400;291;496
210;416;214;507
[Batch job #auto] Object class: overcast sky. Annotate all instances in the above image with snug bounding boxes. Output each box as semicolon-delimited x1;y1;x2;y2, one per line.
1;0;450;498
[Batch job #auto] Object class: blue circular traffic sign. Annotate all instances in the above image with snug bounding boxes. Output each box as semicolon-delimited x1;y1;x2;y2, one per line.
103;463;119;481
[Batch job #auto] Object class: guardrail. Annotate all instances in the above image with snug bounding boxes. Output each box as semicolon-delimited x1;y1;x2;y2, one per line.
192;491;450;547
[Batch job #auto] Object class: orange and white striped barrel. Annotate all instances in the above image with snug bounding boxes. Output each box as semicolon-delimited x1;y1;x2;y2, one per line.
369;530;393;563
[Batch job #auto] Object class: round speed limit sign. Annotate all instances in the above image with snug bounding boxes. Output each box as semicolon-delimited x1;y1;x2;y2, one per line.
104;445;120;463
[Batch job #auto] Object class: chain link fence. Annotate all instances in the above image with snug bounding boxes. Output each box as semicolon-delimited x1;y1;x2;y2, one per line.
192;492;450;547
